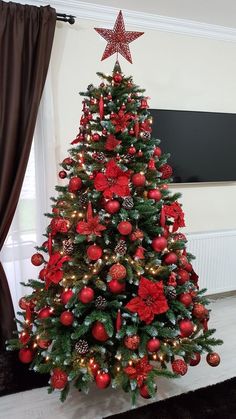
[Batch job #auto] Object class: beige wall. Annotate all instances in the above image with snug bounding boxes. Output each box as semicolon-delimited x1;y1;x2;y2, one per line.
50;19;236;233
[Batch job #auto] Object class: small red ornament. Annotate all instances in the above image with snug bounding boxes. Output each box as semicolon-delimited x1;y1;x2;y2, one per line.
167;272;177;287
178;293;192;307
61;289;74;305
178;255;188;267
148;158;156;170
63;157;74;166
113;73;123;83
132;173;146;187
153;147;162;157
95;371;111;389
102;128;107;135
147;189;162;201
92;321;109;342
146;338;161;353
189;352;201;366
78;287;95;304
177;269;190;285
37;338;51;349
161;184;169;190
140;99;149;109
134;246;145;259
19;331;30;345
60;311;74;326
92;133;100;142
151;236;167;252
163;252;178;265
19;297;29;310
19;348;33;364
109;264;126;280
87;244;103;260
38;307;52;319
137;149;143;157
159;164;173;179
116;309;122;332
105;200;120;214
68;176;82;192
108;279;125;294
128;146;136;155
192;303;206;319
31;253;44;266
171;359;188;376
59;170;67;179
129;128;135;135
51;368;68;389
179;319;194;337
206;352;220;367
130;229;144;241
124;335;140;350
185;263;193;272
117;221;132;235
52;207;60;215
139;383;155;399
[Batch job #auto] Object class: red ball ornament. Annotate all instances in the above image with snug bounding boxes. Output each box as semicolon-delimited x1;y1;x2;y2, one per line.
132;173;146;187
52;207;60;215
95;371;111;389
19;331;30;345
31;253;44;266
146;338;161;353
61;289;74;305
102;128;107;135
19;348;33;364
177;269;190;285
171;359;188;376
159;164;173;179
39;268;47;280
63;157;74;166
37;338;52;349
185;263;193;272
92;133;100;142
163;252;178;265
68;176;82;192
109;264;126;280
152;236;167;252
139;383;156;399
60;311;74;326
117;221;132;235
92;321;109;342
178;293;192;307
179;319;194;337
19;297;28;310
206;352;221;367
113;73;123;83
89;359;100;377
108;279;125;294
137;149;143;157
189;352;201;366
178;255;188;267
59;170;67;179
192;303;206;320
128;146;136;155
153;147;162;157
87;244;103;260
147;189;162;201
51;368;68;389
105;200;120;214
124;335;140;350
78;287;95;304
38;307;52;319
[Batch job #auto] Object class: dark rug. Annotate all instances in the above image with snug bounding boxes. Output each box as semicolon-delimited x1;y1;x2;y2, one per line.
105;377;236;419
0;350;49;397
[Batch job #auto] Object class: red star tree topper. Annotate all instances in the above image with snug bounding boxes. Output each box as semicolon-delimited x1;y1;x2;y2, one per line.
95;10;144;63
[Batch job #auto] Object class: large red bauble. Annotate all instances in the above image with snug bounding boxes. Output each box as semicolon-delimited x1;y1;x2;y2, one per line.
78;287;95;304
147;189;162;201
31;253;44;266
113;73;123;83
60;311;74;326
177;269;190;285
179;319;194;337
68;176;82;192
109;264;126;280
19;348;33;364
132;173;146;187
159;164;173;179
117;221;132;235
59;170;67;179
51;368;68;389
153;147;162;157
139;383;156;399
87;244;103;260
124;335;140;350
146;338;161;353
151;236;167;252
206;352;221;367
105;200;120;214
92;321;109;342
189;352;201;366
95;371;111;389
178;293;192;307
108;279;125;294
19;331;30;345
38;307;52;319
163;252;178;265
192;303;206;319
171;359;188;376
61;289;74;305
37;338;52;349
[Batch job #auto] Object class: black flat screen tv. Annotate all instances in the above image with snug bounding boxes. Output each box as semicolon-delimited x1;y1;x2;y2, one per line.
150;109;236;183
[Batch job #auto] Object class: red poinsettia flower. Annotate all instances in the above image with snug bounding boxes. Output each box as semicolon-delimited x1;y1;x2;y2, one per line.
163;202;185;232
105;134;121;151
94;159;131;199
140;120;152;132
124;356;153;387
111;110;134;132
125;276;169;324
50;217;70;236
44;252;71;288
76;202;106;237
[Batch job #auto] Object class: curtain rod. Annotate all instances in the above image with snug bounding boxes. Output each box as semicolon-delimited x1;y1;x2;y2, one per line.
56;13;76;24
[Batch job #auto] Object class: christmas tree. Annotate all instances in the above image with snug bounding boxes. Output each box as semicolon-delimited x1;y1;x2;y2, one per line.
7;11;222;404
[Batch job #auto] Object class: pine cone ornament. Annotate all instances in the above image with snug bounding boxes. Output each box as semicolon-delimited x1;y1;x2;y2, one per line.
167;286;177;300
95;296;107;310
124;154;135;162
87;84;94;91
142;131;151;140
122;197;134;209
93;152;106;163
79;193;88;206
75;339;89;354
115;240;127;256
62;239;74;255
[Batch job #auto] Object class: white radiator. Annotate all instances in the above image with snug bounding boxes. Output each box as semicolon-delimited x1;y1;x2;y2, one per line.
186;230;236;295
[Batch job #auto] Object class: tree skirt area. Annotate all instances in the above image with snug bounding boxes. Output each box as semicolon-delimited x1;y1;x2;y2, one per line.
105;377;236;419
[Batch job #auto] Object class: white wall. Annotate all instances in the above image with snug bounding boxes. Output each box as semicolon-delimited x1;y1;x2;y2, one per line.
50;19;236;233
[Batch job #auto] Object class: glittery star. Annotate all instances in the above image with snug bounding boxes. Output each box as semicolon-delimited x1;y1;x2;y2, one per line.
94;10;144;63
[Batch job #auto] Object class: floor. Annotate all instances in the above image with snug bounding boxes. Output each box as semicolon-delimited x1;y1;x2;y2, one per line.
0;295;235;419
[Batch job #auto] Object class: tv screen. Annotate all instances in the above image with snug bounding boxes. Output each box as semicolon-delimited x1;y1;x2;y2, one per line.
150;109;236;183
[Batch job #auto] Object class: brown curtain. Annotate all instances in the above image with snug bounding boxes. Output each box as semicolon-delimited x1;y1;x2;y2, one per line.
0;1;56;350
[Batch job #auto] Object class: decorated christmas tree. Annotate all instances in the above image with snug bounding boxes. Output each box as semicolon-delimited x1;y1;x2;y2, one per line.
7;11;222;404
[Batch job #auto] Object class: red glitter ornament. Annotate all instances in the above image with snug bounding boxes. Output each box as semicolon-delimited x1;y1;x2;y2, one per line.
92;133;100;142
113;73;123;83
117;221;132;235
178;293;192;307
146;338;161;353
92;321;109;342
19;348;33;364
206;352;220;367
78;287;95;304
51;368;68;389
68;176;82;192
109;263;126;280
177;269;190;285
87;244;103;260
59;170;67;179
38;307;52;319
31;253;44;266
189;352;201;366
151;236;167;252
179;319;194;337
171;359;188;376
60;311;74;326
153;147;162;157
159;164;173;179
192;303;206;319
95;371;111;389
132;173;146;187
124;335;140;350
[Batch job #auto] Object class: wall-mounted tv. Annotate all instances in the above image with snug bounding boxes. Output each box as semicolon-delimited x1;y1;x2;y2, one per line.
150;109;236;183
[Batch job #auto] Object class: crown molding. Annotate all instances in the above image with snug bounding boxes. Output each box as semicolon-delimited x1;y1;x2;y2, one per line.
7;0;236;42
